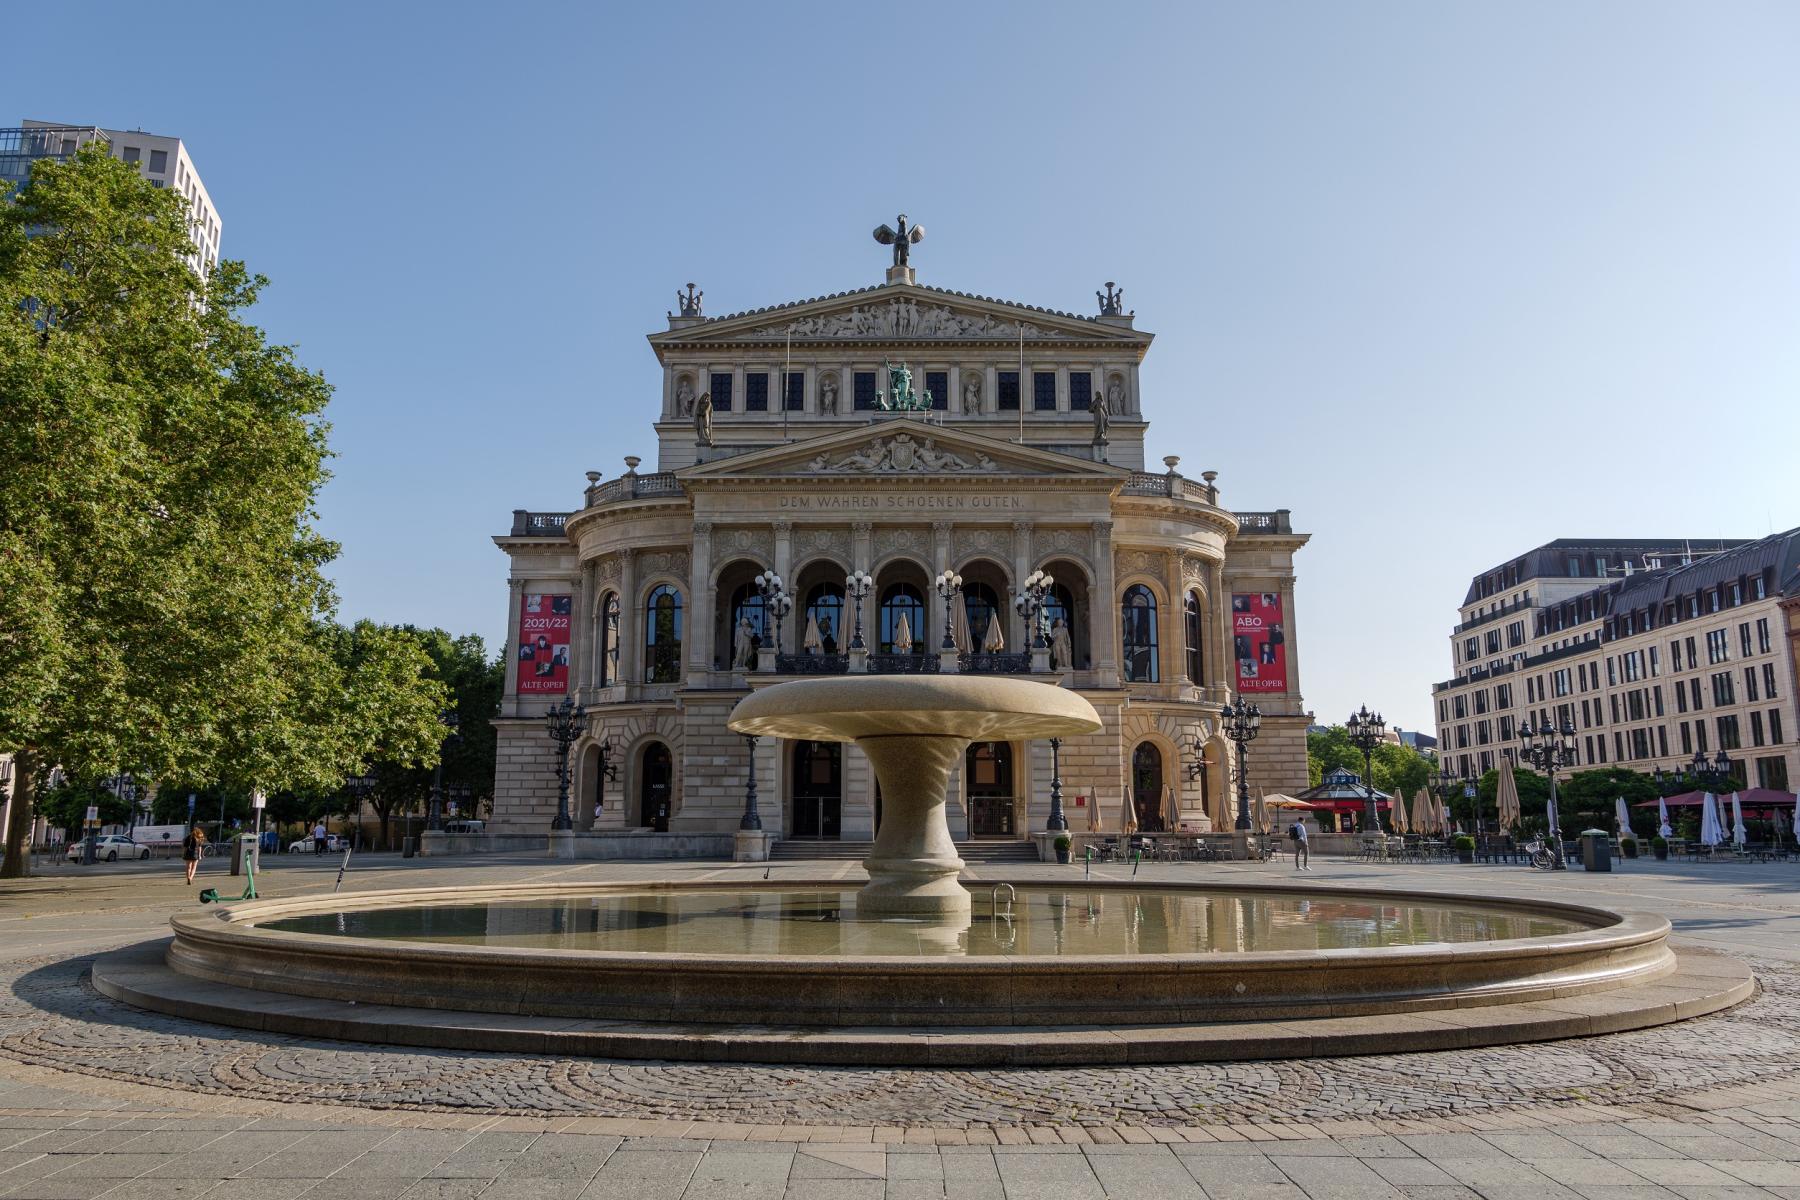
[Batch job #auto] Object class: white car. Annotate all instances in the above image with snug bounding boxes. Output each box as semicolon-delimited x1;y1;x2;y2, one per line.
67;835;150;862
287;834;350;853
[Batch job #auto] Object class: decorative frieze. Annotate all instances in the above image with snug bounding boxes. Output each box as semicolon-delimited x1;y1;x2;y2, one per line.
805;433;999;474
722;300;1105;342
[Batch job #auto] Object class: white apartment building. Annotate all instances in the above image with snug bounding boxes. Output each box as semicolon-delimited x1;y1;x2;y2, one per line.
16;119;221;279
1433;533;1800;794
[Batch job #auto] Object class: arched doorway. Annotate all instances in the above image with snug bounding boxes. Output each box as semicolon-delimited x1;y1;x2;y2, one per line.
639;742;672;829
966;741;1015;838
1131;742;1165;832
790;741;841;840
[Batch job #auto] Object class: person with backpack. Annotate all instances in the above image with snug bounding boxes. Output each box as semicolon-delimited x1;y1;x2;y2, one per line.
1289;819;1310;872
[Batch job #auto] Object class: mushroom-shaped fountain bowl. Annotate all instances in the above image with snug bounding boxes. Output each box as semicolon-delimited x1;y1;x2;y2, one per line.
728;676;1101;916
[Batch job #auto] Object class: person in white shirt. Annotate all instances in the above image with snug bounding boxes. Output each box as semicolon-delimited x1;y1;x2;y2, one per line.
1290;820;1310;871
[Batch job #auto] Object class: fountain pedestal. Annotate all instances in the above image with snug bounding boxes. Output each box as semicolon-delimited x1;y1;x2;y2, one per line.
729;676;1102;916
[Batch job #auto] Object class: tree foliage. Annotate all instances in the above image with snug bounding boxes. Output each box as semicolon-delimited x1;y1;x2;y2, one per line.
1306;727;1433;797
0;144;367;875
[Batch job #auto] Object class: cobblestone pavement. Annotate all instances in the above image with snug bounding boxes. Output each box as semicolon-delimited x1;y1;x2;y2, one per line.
2;853;1799;1196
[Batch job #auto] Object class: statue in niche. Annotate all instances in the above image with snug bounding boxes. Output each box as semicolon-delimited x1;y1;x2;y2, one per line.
819;374;838;415
694;391;714;446
1091;389;1110;443
962;376;981;412
675;377;695;416
734;617;757;670
1050;618;1074;672
1106;375;1125;413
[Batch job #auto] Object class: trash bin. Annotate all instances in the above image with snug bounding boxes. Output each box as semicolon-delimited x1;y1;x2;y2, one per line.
402;836;416;859
1579;829;1612;872
231;834;258;876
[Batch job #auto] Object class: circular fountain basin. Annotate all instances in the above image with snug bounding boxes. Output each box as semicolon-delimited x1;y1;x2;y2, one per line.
146;879;1691;1032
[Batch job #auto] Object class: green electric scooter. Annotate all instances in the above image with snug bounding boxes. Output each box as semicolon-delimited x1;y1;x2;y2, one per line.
198;852;258;904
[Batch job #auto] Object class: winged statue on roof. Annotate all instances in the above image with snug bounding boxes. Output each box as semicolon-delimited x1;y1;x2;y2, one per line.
873;214;924;268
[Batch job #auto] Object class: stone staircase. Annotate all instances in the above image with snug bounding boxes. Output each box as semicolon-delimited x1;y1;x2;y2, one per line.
768;839;1042;864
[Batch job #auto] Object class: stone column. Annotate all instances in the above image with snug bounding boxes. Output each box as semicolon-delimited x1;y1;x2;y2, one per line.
617;550;639;690
773;520;794;653
1212;558;1233;700
1012;519;1033;648
1167;551;1191;688
573;559;595;700
502;578;524;716
688;522;714;685
947;366;961;415
1278;577;1301;711
1091;521;1118;688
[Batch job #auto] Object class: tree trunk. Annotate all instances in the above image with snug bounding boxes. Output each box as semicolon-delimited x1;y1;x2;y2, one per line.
1;748;40;879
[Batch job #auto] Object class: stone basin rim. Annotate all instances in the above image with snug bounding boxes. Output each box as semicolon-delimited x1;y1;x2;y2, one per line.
177;878;1666;973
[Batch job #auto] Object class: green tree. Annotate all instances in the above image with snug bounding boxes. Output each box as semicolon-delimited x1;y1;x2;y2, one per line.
1474;766;1551;832
0;145;393;876
1307;727;1432;798
35;776;132;838
1559;767;1659;837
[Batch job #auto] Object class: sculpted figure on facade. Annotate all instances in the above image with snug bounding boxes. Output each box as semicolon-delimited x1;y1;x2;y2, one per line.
1050;618;1074;672
733;617;757;669
675;376;695;416
818;373;838;415
1106;375;1125;413
806;435;996;474
741;304;1057;342
962;375;981;412
693;391;713;446
1091;389;1110;442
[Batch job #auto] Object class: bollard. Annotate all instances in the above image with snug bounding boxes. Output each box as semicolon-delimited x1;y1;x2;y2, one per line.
1084;845;1092;881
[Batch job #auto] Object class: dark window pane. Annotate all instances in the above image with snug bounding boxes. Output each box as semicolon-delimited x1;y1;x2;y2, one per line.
1070;371;1091;409
1033;371;1057;410
997;371;1020;410
926;371;948;411
783;371;804;411
853;371;878;410
744;372;769;411
709;372;733;411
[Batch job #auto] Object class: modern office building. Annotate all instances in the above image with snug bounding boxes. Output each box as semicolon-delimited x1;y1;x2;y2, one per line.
3;119;221;279
1433;533;1800;793
488;226;1313;845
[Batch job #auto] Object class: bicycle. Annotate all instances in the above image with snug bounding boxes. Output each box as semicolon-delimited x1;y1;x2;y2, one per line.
1522;838;1557;870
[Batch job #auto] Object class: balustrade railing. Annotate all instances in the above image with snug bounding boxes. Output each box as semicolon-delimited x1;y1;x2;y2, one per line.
1232;510;1293;534
959;652;1031;674
869;652;939;674
508;510;570;536
775;653;849;675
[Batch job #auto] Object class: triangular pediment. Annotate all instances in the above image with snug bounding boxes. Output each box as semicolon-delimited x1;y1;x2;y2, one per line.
650;282;1150;348
677;418;1129;482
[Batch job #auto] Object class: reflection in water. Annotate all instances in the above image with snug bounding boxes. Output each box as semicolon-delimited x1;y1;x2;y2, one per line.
260;888;1586;958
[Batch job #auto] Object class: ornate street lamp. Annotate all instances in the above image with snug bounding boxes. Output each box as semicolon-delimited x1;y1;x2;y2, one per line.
425;710;461;833
740;734;762;831
1519;715;1578;870
845;570;873;651
1346;705;1386;833
1221;693;1262;831
1432;765;1468;835
1046;736;1067;832
543;697;588;832
1014;568;1055;650
754;571;793;655
935;569;963;650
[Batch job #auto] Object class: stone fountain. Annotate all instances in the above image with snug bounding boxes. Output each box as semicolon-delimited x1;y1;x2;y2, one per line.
727;676;1102;915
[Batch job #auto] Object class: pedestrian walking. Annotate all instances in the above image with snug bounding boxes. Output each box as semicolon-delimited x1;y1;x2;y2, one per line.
312;821;327;855
1290;819;1310;871
182;826;207;885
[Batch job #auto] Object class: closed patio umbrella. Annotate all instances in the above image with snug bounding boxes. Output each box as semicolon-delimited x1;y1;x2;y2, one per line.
1388;789;1409;835
892;612;914;655
1252;790;1270;835
1614;797;1634;839
1495;767;1520;832
1730;793;1747;845
1086;793;1100;832
1699;793;1724;847
802;613;823;654
951;599;972;654
1120;788;1138;835
1164;785;1182;832
982;611;1006;652
1414;789;1436;835
1657;794;1672;838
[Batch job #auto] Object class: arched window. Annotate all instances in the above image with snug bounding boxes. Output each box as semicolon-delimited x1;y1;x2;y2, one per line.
599;592;620;686
727;582;765;668
1184;590;1204;684
1121;584;1159;683
1131;742;1165;831
644;585;683;683
879;583;925;654
963;581;1001;651
804;583;844;654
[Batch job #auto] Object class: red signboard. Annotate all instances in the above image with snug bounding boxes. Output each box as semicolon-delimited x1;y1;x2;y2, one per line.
516;593;572;694
1232;592;1288;693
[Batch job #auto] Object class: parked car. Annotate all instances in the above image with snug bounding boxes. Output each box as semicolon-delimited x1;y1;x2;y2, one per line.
287;833;351;853
443;819;486;835
66;835;150;863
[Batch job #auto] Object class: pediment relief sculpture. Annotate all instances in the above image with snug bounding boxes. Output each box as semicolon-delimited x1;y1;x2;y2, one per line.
724;299;1101;342
805;433;999;475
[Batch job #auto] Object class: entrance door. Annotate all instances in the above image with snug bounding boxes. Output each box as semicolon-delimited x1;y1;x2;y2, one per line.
966;742;1015;838
1132;742;1165;832
790;741;841;840
639;743;672;829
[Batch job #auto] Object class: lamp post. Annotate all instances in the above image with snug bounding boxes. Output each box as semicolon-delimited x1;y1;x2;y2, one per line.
845;570;873;651
935;569;963;650
346;773;375;850
754;571;792;655
543;697;588;832
1346;705;1386;833
740;735;762;831
1221;693;1262;831
1046;737;1067;831
1014;569;1054;650
1432;766;1463;835
1519;716;1577;870
425;710;461;833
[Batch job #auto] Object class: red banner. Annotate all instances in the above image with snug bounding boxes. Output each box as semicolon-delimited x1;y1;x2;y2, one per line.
516;593;572;694
1232;592;1288;693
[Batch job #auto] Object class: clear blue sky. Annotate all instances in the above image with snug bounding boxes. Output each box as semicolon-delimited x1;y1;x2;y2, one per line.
16;2;1798;733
